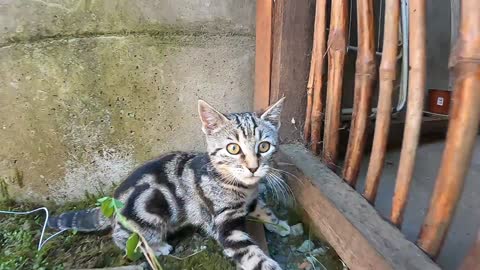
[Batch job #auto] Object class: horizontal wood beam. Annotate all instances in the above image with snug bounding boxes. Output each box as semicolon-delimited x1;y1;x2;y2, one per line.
278;144;439;270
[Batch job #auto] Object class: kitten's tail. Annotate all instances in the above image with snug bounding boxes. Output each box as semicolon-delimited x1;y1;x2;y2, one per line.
48;207;111;232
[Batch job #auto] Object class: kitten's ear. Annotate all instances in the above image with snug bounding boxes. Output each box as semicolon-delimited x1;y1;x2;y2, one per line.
260;97;285;129
198;100;229;135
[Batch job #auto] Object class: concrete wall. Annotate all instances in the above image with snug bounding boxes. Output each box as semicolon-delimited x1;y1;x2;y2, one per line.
0;0;255;203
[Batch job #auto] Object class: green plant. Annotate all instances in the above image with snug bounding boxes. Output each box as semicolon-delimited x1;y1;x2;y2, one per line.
97;196;163;270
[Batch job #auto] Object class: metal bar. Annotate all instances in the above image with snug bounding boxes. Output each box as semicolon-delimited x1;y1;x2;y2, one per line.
343;0;377;187
310;0;328;155
390;0;426;227
254;0;273;111
363;0;400;203
417;0;480;257
396;0;409;112
323;0;349;168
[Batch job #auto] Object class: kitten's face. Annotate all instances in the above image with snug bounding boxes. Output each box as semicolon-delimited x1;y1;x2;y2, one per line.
198;98;284;186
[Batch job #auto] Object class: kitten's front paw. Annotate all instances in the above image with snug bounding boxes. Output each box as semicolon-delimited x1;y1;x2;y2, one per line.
153;242;173;256
265;220;290;237
262;258;283;270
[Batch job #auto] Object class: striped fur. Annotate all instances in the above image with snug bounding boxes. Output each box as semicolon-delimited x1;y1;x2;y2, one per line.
49;98;286;270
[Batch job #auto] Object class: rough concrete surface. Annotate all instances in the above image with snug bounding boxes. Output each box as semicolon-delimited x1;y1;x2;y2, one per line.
0;0;255;46
354;136;480;270
0;0;255;203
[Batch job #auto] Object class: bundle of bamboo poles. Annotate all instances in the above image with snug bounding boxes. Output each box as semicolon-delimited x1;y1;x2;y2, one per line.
303;0;480;259
303;0;348;168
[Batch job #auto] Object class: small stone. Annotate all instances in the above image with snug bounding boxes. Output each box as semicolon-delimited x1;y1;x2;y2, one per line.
290;223;304;236
265;220;290;237
175;245;185;253
311;247;327;256
297;240;315;253
298;261;313;270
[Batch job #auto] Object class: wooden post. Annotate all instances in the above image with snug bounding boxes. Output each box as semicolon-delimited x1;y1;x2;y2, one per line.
253;0;273;111
254;0;273;112
310;0;328;155
270;0;315;143
323;0;349;167
363;0;400;203
417;0;480;257
342;0;376;187
251;0;275;254
459;230;480;270
390;0;426;227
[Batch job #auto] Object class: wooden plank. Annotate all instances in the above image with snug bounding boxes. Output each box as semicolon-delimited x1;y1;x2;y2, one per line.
254;0;273;111
417;0;480;257
390;0;427;227
342;0;377;187
279;144;440;270
323;0;349;167
270;0;315;143
363;0;400;203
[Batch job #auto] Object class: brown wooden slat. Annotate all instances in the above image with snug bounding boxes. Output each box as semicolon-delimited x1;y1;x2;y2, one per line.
417;0;480;257
459;230;480;270
254;0;273;112
323;0;349;167
390;0;427;227
363;0;400;203
246;221;269;254
342;0;377;187
270;0;315;142
310;0;328;155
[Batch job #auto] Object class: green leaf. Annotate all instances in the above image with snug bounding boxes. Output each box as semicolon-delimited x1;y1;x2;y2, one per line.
126;233;142;261
100;200;114;218
112;199;125;210
97;197;110;203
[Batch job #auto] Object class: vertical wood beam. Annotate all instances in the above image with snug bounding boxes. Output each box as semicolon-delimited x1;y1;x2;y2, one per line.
254;0;273;111
270;0;315;143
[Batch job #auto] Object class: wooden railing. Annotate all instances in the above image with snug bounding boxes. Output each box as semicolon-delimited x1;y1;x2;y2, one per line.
255;0;480;267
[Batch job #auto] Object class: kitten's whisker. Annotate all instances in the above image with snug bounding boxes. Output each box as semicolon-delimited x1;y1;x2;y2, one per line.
266;174;290;204
269;167;305;186
268;173;296;206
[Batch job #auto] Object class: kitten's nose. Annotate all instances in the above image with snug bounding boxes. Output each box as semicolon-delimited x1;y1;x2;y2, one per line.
247;166;258;173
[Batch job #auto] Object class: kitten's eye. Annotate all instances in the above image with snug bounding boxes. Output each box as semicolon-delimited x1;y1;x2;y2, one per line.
226;143;241;155
258;142;271;153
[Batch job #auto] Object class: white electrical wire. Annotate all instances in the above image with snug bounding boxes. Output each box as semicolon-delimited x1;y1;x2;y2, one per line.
0;207;68;251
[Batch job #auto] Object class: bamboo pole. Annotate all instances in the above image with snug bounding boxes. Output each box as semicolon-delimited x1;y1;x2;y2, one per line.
304;56;315;142
459;230;480;270
323;0;349;167
417;0;480;257
342;0;376;187
363;0;400;203
310;0;328;155
390;0;426;227
254;0;273;111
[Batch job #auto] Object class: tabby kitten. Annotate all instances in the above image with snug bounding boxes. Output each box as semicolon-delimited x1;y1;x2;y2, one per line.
49;98;287;270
